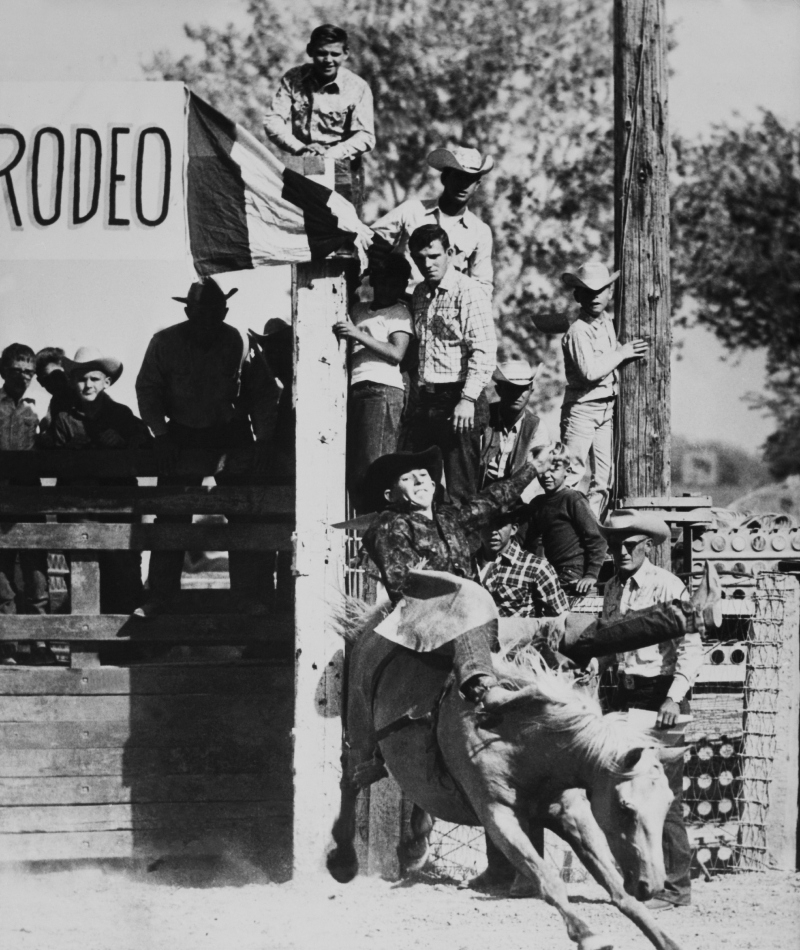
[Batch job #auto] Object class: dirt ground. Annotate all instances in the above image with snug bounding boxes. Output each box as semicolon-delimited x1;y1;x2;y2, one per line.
0;859;797;950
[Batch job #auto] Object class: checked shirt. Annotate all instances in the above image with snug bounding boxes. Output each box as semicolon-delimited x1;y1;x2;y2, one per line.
480;537;569;618
411;267;496;402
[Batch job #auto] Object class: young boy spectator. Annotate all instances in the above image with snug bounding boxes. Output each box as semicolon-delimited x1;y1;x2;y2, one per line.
263;24;374;206
334;254;414;512
372;146;494;296
0;344;49;638
400;224;496;504
50;347;150;614
523;442;607;595
477;514;569;620
560;261;647;516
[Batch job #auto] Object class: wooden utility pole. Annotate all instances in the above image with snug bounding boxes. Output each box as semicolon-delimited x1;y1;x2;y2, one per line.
613;0;672;548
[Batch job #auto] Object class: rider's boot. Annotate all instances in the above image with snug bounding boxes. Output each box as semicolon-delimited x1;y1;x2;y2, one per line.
462;674;516;711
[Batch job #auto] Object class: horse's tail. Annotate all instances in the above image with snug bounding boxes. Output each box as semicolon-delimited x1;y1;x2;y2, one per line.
330;595;387;644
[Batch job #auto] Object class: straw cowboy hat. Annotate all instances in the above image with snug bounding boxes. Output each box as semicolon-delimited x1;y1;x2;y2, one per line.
65;347;123;384
172;277;238;309
427;146;494;176
561;262;620;292
600;508;671;546
492;359;541;387
362;447;443;514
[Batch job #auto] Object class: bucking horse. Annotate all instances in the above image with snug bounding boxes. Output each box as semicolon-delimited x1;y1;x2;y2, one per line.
325;570;720;950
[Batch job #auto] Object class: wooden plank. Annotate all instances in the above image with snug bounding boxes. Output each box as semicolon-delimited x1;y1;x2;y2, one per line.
0;522;292;551
619;496;713;509
366;775;404;880
0;821;292;862
0;613;294;642
70;554;101;614
0;774;283;806
0;744;290;778
292;259;350;876
0;801;285;834
0;449;261;479
0;663;291;696
0;692;293;725
0;484;294;517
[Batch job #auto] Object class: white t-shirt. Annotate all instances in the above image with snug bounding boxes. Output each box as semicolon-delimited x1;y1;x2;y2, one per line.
349;301;413;390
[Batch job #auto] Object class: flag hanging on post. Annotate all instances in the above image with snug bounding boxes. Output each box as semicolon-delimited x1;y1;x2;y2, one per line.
185;92;377;275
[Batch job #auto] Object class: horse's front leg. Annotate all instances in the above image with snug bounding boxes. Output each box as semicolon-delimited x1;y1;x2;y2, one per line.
481;802;613;950
327;747;372;883
545;789;684;950
398;803;433;874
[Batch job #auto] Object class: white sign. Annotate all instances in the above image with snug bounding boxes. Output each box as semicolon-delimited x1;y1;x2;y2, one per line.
0;82;186;261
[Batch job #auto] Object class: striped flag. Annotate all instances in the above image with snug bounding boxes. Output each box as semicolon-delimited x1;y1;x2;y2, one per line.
186;92;377;275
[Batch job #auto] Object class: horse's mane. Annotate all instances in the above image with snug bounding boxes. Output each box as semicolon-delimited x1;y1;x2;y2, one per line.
492;648;654;775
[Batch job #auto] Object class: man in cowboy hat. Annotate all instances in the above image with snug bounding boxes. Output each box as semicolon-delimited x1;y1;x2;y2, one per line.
372;146;494;295
479;359;551;491
360;443;554;710
600;508;708;911
559;261;648;517
134;277;278;618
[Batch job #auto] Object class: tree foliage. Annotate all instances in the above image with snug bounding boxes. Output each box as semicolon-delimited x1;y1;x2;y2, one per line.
671;112;800;475
146;0;618;412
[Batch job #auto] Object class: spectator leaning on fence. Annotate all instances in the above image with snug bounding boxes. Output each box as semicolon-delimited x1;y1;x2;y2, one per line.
399;224;496;505
559;261;647;518
371;146;494;296
50;347;150;615
333;253;414;513
523;441;607;595
0;343;49;634
135;277;278;619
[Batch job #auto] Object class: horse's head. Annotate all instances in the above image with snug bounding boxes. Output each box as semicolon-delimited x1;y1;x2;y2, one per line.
590;745;682;902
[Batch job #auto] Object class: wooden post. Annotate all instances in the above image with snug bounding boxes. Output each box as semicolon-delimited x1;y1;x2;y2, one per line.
613;0;672;562
70;553;101;669
291;258;350;876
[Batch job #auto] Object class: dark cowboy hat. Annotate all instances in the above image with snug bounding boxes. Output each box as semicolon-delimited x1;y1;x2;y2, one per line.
248;318;292;346
172;277;238;309
362;447;443;514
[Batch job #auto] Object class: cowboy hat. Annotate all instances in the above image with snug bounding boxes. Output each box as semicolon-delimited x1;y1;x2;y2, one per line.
600;508;671;546
172;277;238;309
427;146;494;176
561;262;620;292
64;346;123;384
492;360;541;387
362;447;443;513
248;318;292;346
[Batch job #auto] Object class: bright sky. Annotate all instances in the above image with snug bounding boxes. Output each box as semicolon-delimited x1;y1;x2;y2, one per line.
1;0;798;449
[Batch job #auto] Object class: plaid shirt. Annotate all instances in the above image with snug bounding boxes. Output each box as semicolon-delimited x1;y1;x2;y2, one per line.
411;267;496;402
480;538;569;618
264;64;375;161
362;462;537;604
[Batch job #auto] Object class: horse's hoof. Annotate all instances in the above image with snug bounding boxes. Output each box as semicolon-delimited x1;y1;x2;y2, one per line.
509;873;541;899
459;868;514;892
398;841;429;874
326;848;358;884
579;936;614;950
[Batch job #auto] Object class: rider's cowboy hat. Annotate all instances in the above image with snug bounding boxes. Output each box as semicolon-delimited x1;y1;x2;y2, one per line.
64;347;123;384
492;360;541;387
600;509;670;546
362;447;443;513
561;262;620;292
427;146;494;176
172;277;238;309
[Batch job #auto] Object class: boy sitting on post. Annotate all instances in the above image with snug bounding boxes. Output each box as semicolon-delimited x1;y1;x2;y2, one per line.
50;348;150;615
559;261;647;517
522;442;607;596
0;344;49;649
263;24;374;207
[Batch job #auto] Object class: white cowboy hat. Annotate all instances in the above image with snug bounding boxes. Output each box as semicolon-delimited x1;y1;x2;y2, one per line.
65;346;123;384
492;360;541;386
561;262;620;292
427;146;494;176
600;509;671;546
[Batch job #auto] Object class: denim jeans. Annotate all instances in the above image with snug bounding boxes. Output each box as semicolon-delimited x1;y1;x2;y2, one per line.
401;386;489;505
560;397;614;517
0;550;48;615
347;381;405;514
